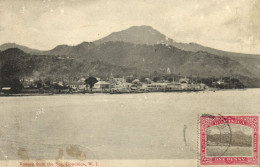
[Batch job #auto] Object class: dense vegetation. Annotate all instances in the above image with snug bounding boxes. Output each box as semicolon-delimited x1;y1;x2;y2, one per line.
0;41;255;93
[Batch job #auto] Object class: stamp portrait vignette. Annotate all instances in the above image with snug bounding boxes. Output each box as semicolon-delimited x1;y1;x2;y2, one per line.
200;115;259;165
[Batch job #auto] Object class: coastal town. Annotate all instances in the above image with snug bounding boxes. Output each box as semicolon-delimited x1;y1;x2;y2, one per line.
0;73;245;95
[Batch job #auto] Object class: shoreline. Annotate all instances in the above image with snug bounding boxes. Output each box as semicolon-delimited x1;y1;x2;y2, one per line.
0;88;249;97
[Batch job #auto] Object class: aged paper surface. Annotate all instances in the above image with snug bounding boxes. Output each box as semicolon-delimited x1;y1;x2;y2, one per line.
0;0;260;167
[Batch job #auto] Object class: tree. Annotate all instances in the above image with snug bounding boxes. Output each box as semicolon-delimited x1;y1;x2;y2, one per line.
139;76;146;83
163;75;173;82
126;77;134;83
53;82;63;93
2;78;23;93
44;80;51;86
85;76;98;92
35;80;43;89
167;77;173;82
153;76;161;82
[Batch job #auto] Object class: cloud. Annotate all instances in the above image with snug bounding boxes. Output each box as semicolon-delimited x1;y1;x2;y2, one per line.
222;0;260;53
0;0;259;54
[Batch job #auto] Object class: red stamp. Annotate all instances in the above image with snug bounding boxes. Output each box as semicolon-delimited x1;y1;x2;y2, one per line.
200;115;258;165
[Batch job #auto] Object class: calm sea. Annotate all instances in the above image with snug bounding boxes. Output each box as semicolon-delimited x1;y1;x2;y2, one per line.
0;89;259;160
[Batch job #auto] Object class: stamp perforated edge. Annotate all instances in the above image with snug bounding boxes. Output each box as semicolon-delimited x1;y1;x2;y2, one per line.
197;113;259;166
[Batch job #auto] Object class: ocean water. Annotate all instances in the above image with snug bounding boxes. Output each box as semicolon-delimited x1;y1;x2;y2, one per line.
0;89;259;160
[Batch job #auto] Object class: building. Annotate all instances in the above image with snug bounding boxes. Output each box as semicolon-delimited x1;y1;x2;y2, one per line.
113;78;126;84
217;80;225;85
123;83;132;88
67;81;87;91
147;83;168;91
79;78;86;82
179;77;189;84
93;81;110;89
132;79;140;84
1;87;11;94
113;82;132;89
21;79;36;88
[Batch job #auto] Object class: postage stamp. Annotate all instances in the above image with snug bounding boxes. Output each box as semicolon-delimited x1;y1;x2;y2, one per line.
200;114;258;165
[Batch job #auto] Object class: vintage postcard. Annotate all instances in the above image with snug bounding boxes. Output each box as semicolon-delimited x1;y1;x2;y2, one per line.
0;0;260;167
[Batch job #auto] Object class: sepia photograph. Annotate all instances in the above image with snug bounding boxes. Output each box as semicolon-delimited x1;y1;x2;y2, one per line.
206;123;253;157
0;0;260;166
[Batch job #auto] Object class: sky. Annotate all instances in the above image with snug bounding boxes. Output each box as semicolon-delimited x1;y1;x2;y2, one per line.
0;0;260;54
207;124;253;136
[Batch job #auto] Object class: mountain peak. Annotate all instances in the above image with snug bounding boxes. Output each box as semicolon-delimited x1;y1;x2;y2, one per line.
0;43;40;53
94;25;175;45
1;42;17;46
0;48;27;56
78;41;95;47
127;25;155;31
